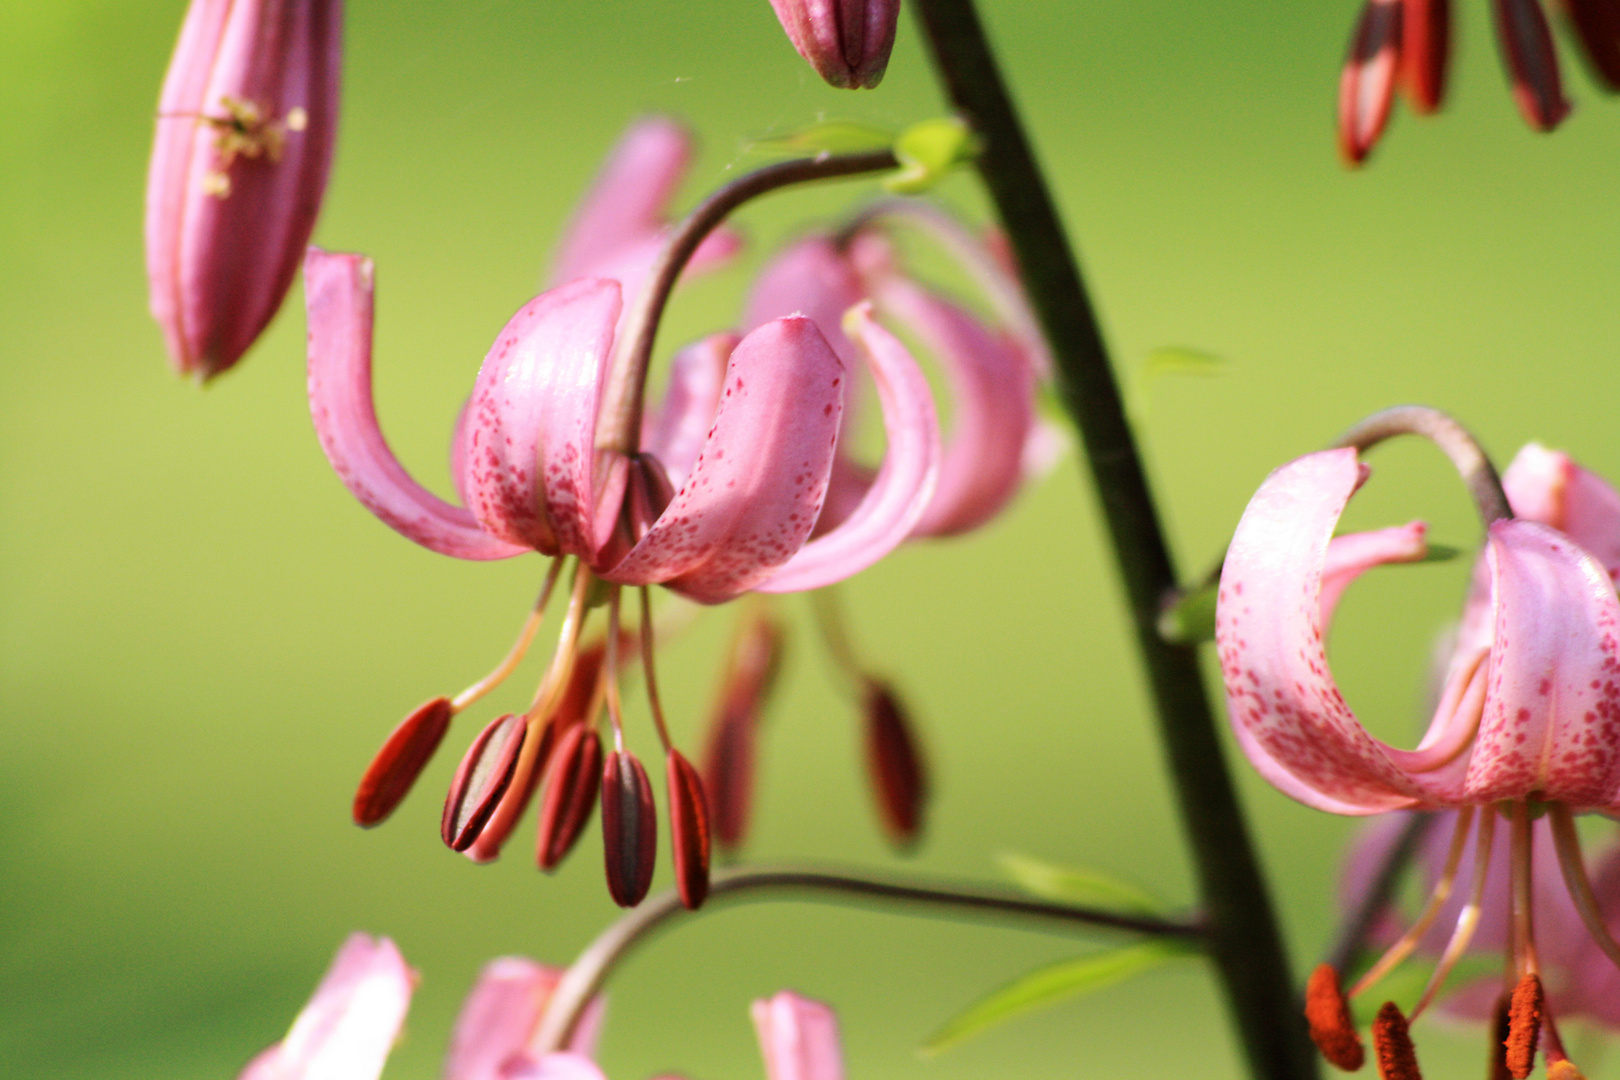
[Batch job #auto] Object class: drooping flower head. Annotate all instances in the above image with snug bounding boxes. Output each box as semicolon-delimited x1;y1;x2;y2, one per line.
1218;416;1620;1077
767;0;901;89
1337;0;1620;164
147;0;341;379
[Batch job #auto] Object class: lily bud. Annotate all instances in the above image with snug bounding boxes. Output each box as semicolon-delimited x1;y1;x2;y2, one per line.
767;0;900;89
146;0;341;380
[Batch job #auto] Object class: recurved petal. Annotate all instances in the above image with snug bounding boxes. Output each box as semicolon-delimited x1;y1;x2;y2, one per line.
1463;520;1620;807
305;249;528;561
456;279;622;555
1502;442;1620;584
642;333;734;491
868;276;1035;538
1217;449;1440;814
1492;0;1572;130
445;958;563;1080
756;306;940;595
605;317;846;602
751;991;845;1080
743;236;866;367
240;934;413;1080
1320;522;1430;623
1339;0;1404;164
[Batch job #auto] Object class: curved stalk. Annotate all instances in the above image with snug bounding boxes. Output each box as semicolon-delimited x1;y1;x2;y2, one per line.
532;863;1203;1052
907;1;1316;1076
1334;405;1512;525
595;150;899;454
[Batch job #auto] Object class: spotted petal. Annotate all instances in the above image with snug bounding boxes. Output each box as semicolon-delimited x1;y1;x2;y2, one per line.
1462;520;1620;808
238;934;413;1080
1502;442;1620;584
604;316;846;602
751;991;845;1080
642;333;734;492
305;248;527;561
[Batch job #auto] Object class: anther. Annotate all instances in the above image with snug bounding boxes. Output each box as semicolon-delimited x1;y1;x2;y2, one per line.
1488;995;1511;1080
666;749;712;910
1504;973;1544;1080
441;714;527;851
1371;1002;1422;1080
1305;964;1364;1071
861;678;927;848
352;696;453;827
1546;1061;1587;1080
600;751;657;907
702;611;785;853
536;722;604;871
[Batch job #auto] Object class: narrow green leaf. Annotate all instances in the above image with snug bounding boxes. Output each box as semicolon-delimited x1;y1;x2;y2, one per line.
1157;581;1218;645
996;852;1170;916
1144;346;1226;379
1416;543;1461;563
751;120;895;157
922;940;1196;1055
884;117;980;194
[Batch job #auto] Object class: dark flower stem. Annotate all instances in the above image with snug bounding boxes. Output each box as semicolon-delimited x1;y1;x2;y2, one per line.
596;150;898;455
532;863;1204;1051
907;2;1317;1077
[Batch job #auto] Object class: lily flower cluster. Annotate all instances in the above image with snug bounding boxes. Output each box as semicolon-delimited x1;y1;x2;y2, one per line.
309;118;1046;909
1218;426;1620;1079
1337;0;1620;163
238;933;844;1080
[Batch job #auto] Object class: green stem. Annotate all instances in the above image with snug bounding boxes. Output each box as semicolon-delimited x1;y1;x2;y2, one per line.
907;2;1317;1077
533;863;1204;1052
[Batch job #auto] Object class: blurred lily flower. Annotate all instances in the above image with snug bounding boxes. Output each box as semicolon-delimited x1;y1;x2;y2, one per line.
1337;0;1620;163
1219;437;1620;1078
767;0;900;89
147;0;341;380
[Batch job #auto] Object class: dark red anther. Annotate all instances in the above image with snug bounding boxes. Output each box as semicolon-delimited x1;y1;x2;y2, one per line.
536;723;603;871
441;713;526;852
666;749;712;910
600;751;657;907
1492;0;1572;130
1304;963;1365;1071
1489;994;1513;1080
1505;973;1544;1079
1340;0;1404;165
1399;0;1451;112
861;678;927;848
1372;1001;1423;1080
1563;0;1620;90
701;613;785;852
462;721;550;865
352;696;453;827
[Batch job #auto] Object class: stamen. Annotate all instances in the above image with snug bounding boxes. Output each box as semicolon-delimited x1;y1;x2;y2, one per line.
604;588;627;753
536;720;604;871
440;713;527;851
1487;994;1511;1080
1350;806;1476;998
451;561;563;712
638;587;673;753
1410;806;1496;1019
600;750;657;907
1371;1002;1423;1080
1304;963;1364;1071
1547;803;1620;974
810;586;864;692
1510;801;1540;981
351;696;453;827
665;748;712;910
1541;1004;1585;1080
861;677;928;847
1504;973;1544;1080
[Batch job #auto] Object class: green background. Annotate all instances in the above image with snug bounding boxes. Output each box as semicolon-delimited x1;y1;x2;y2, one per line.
4;1;1619;1077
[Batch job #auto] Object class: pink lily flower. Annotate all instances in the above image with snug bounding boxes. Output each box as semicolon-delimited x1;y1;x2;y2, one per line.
1336;0;1620;164
507;990;844;1080
1220;436;1620;1077
146;0;341;380
766;0;900;89
237;934;413;1080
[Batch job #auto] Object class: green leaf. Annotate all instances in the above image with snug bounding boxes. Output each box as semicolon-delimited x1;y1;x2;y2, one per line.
884;117;980;194
922;940;1196;1055
1144;346;1226;379
1157;580;1218;645
996;852;1171;916
752;120;896;157
1416;543;1461;563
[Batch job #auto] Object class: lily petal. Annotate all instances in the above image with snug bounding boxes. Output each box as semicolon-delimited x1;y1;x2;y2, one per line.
1217;449;1441;814
444;958;603;1080
456;279;623;555
1320;522;1430;623
758;306;940;595
1502;442;1620;584
605;317;845;602
502;1054;610;1080
304;248;527;561
867;275;1035;538
239;934;413;1080
1340;0;1404;164
751;991;845;1080
1463;520;1620;807
642;333;735;492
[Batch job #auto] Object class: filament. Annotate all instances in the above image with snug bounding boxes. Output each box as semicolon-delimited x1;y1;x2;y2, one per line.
451;559;564;712
1548;803;1620;974
605;587;626;753
1410;805;1496;1020
638;587;673;752
1349;805;1476;999
810;586;864;693
1510;801;1540;979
